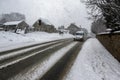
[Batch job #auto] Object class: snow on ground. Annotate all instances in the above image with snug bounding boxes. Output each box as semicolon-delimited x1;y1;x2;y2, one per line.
63;38;120;80
0;31;73;52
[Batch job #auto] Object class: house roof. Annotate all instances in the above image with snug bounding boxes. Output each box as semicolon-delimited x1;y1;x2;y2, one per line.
39;17;52;25
4;21;23;26
67;23;80;29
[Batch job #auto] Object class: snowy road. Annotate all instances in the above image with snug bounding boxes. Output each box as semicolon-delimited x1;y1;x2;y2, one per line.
0;38;119;80
0;38;84;80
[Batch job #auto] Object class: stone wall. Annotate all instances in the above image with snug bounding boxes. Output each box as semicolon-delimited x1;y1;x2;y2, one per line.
97;32;120;62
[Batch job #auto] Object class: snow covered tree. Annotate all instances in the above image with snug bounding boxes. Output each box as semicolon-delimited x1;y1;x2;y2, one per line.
84;0;120;32
91;18;106;34
0;12;25;23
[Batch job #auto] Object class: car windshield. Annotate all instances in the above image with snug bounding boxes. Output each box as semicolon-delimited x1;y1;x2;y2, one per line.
76;33;83;35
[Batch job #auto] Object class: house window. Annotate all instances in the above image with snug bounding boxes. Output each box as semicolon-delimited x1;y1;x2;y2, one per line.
39;20;41;25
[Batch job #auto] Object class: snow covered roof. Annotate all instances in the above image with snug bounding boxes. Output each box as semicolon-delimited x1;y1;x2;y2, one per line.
4;21;23;26
39;17;52;25
76;31;84;33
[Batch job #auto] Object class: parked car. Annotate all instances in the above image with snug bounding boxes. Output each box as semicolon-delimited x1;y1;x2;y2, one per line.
74;31;84;41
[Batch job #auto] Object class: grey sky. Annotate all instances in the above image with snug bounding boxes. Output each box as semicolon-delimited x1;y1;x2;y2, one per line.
0;0;91;31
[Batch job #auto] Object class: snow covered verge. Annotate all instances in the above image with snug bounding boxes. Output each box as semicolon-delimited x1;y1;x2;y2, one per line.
0;31;73;51
64;38;120;80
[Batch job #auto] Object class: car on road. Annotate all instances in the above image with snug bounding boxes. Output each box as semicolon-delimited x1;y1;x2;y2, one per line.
74;31;84;41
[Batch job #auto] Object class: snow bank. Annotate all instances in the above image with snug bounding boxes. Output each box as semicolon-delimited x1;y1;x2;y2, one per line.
64;38;120;80
0;31;31;48
25;32;73;42
0;31;73;51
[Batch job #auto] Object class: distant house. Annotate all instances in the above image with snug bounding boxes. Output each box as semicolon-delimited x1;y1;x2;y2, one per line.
3;21;29;33
67;23;81;35
58;26;69;34
33;18;57;33
27;26;35;33
0;23;4;31
60;29;69;34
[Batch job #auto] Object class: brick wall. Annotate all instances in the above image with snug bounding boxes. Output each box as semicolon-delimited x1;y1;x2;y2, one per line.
97;32;120;62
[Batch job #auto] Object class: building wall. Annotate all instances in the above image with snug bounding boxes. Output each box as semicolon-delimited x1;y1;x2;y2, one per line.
33;21;56;33
4;25;16;32
0;27;4;31
18;21;28;30
96;32;120;62
67;26;81;35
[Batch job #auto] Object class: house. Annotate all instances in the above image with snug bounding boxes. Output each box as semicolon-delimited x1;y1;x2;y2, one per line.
67;23;81;35
3;21;29;33
0;23;4;31
33;18;57;33
58;26;69;34
27;26;35;33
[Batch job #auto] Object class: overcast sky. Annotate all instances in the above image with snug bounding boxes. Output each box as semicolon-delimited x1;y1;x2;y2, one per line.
0;0;92;31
